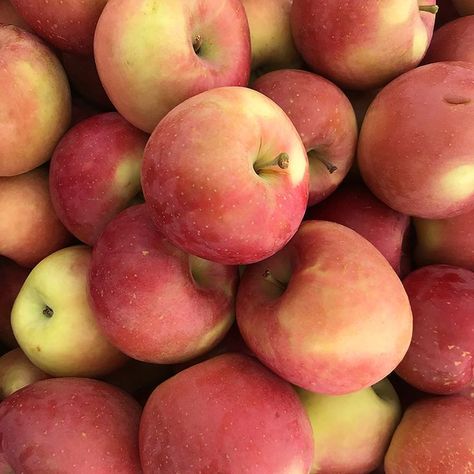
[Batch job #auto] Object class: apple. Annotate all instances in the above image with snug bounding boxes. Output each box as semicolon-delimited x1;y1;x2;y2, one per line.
0;377;142;472
414;207;474;271
252;69;357;206
236;220;413;394
358;61;474;219
0;24;71;177
89;204;239;364
142;86;309;265
0;0;30;29
424;15;474;64
10;0;107;55
0;167;72;268
451;0;474;15
94;0;251;133
49;112;148;245
0;348;49;400
11;245;127;377
296;378;401;474
241;0;301;75
396;264;474;395
306;181;412;277
385;395;474;473
290;0;437;90
139;353;314;474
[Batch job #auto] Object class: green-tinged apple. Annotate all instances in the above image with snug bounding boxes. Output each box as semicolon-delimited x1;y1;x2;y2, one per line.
49;112;148;245
253;69;357;205
306;181;412;277
385;395;474;473
296;378;401;474
142;86;309;265
0;167;72;268
290;0;437;90
0;24;71;177
139;353;314;474
452;0;474;15
358;61;474;219
89;204;239;364
11;245;127;377
0;0;30;29
0;348;49;400
0;377;142;473
396;265;474;394
242;0;301;75
414;207;474;270
10;0;108;55
94;0;251;133
236;220;413;394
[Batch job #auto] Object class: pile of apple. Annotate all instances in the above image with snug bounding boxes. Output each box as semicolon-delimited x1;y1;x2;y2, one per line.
0;0;473;472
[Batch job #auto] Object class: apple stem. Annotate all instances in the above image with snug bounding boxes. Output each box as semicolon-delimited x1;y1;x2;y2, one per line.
307;150;338;174
263;269;286;290
255;152;289;175
42;305;53;318
193;34;202;55
419;4;439;13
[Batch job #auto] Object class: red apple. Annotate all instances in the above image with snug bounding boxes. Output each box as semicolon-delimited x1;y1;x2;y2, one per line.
385;395;474;473
396;265;474;395
139;353;314;474
358;61;474;219
10;0;107;55
290;0;437;90
0;0;30;29
414;207;474;271
0;167;72;268
142;86;309;265
49;112;148;245
452;0;474;15
0;24;71;177
0;377;142;472
89;204;239;364
94;0;251;132
252;69;357;206
236;220;413;394
306;181;412;277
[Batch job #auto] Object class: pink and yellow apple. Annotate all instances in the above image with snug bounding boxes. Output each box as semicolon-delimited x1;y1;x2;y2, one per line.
94;0;251;132
49;112;148;245
0;24;71;177
358;61;474;219
142;86;309;265
139;353;314;474
236;220;413;394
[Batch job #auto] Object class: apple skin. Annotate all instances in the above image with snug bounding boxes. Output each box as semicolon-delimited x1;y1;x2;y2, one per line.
0;0;30;30
296;378;401;474
241;0;301;74
139;353;314;474
414;207;474;270
0;167;72;268
385;395;474;473
0;377;142;473
252;69;357;206
94;0;251;133
306;181;412;277
0;24;71;177
236;220;413;395
290;0;436;90
11;245;127;377
0;348;49;400
396;265;474;395
358;61;474;219
451;0;474;15
49;112;148;245
89;204;239;364
142;86;309;265
10;0;107;55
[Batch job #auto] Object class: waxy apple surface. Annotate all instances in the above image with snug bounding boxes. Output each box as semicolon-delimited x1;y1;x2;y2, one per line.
0;377;142;473
237;220;413;394
139;353;314;474
358;61;474;219
89;204;238;364
142;86;309;265
94;0;251;132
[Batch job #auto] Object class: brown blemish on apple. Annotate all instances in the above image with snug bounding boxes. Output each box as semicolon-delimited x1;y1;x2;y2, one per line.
444;95;471;105
36;346;41;352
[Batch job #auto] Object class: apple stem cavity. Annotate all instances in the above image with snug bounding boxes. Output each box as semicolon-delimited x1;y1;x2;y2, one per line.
193;34;202;55
307;149;337;174
263;269;287;291
42;305;54;318
419;4;439;14
255;152;290;175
